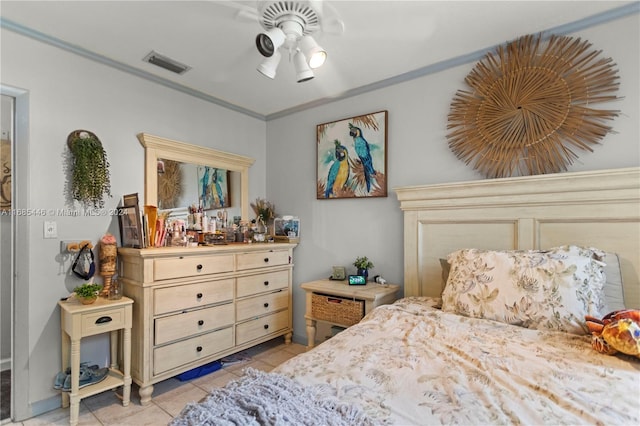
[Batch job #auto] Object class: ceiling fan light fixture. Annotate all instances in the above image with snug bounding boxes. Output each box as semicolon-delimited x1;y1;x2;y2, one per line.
256;27;286;57
294;50;314;82
299;35;326;68
257;49;282;79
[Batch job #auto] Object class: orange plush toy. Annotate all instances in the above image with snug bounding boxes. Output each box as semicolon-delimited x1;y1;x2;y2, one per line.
585;310;640;358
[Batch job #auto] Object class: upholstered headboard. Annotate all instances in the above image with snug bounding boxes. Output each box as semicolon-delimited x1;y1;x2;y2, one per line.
395;167;640;307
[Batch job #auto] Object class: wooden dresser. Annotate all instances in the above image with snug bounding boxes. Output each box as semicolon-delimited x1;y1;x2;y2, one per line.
117;242;296;404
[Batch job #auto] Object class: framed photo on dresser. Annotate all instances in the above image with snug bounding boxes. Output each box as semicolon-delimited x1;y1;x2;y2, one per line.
118;193;143;248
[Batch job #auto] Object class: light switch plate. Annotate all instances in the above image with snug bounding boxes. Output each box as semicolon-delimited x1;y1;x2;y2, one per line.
44;221;57;238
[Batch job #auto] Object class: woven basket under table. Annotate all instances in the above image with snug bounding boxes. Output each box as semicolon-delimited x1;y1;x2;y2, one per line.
311;293;365;327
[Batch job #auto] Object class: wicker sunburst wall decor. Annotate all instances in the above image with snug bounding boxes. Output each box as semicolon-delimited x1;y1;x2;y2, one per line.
447;34;620;178
157;159;182;209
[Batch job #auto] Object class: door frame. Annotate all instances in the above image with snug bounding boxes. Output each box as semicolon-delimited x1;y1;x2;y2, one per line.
1;84;30;421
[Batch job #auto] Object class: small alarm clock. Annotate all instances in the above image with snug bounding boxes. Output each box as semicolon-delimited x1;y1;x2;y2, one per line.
331;266;346;280
348;275;367;285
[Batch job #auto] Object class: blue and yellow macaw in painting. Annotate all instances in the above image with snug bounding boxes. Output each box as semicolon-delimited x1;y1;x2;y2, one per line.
200;166;210;204
348;123;376;192
211;168;225;207
325;140;349;198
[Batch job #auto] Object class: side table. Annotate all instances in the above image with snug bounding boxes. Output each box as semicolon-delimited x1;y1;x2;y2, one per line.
300;279;399;348
58;296;133;426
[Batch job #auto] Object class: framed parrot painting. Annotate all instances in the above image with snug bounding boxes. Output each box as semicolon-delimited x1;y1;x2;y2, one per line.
197;166;229;210
317;110;388;199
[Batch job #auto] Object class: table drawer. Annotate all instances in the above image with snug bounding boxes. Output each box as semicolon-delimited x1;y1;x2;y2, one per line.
236;310;289;346
81;306;127;337
155;302;235;345
236;290;289;322
236;250;290;271
154;254;234;280
154;279;234;315
153;326;233;375
236;270;289;298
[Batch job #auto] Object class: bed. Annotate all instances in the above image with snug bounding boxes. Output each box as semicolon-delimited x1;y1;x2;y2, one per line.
173;167;640;425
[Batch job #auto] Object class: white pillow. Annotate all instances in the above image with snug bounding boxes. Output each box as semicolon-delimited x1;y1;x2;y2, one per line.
441;245;606;335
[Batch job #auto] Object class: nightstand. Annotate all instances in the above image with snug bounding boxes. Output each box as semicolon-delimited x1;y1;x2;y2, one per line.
300;279;399;348
58;296;133;426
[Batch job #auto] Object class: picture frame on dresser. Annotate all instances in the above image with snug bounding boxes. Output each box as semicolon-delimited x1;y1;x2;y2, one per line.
118;193;143;248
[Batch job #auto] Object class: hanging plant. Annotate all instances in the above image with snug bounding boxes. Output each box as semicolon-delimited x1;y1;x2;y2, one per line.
67;130;111;208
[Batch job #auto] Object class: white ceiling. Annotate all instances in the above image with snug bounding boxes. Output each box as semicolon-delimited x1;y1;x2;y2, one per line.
1;1;634;119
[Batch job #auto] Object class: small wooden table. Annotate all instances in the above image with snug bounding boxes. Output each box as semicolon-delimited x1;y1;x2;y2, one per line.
300;279;399;348
59;296;133;426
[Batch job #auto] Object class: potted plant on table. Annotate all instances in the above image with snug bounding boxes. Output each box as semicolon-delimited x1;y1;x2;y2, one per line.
353;256;374;282
73;283;102;305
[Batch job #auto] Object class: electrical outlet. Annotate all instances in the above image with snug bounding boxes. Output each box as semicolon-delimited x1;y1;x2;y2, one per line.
44;221;57;239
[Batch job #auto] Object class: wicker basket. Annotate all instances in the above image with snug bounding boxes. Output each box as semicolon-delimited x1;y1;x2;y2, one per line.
311;293;364;326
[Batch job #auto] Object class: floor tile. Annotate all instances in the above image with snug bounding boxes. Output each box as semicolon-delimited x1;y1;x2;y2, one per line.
283;343;307;356
255;345;299;367
152;384;208;418
83;390;146;425
22;404;98;426
191;370;239;392
98;404;171;426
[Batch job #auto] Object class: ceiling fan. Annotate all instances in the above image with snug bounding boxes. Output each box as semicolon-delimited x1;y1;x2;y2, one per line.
221;0;346;82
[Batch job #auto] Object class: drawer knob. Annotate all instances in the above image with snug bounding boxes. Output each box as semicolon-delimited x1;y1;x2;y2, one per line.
198;320;204;326
196;264;203;270
95;316;112;324
263;257;269;263
264;302;269;308
196;346;203;352
263;324;269;330
196;293;203;299
263;281;269;286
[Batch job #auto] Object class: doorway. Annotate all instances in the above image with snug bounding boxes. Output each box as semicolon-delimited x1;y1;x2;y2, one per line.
1;93;14;421
1;85;29;422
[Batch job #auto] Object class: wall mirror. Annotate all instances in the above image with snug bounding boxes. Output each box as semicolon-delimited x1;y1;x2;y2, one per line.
137;133;255;220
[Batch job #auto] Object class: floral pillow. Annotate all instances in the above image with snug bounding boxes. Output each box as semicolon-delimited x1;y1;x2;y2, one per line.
441;245;607;335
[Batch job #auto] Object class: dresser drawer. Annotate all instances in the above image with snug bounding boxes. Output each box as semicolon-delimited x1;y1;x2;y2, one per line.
236;310;289;346
236;250;290;271
81;306;127;337
236;270;289;298
154;254;234;280
155;302;235;345
154;279;234;315
236;290;289;322
153;326;233;375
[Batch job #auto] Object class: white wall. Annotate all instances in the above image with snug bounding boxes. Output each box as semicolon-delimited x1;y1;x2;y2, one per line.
266;14;640;345
0;29;266;418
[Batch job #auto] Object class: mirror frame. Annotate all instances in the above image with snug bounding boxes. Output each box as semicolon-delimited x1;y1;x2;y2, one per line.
137;133;255;219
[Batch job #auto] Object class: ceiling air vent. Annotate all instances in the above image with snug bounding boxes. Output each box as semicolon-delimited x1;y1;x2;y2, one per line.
143;51;191;75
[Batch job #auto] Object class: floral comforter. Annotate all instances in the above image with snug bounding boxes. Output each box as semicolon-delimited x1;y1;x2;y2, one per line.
275;297;640;425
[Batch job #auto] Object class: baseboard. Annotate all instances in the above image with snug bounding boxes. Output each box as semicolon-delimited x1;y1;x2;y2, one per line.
0;358;9;372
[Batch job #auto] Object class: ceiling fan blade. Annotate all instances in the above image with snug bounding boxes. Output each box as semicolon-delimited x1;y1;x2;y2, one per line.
234;6;260;23
321;16;345;35
320;1;344;35
207;1;260;23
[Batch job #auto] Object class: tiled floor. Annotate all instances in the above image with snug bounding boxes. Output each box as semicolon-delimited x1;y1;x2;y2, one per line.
4;338;306;425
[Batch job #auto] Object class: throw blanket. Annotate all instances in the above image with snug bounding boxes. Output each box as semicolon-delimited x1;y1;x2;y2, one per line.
170;368;379;426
